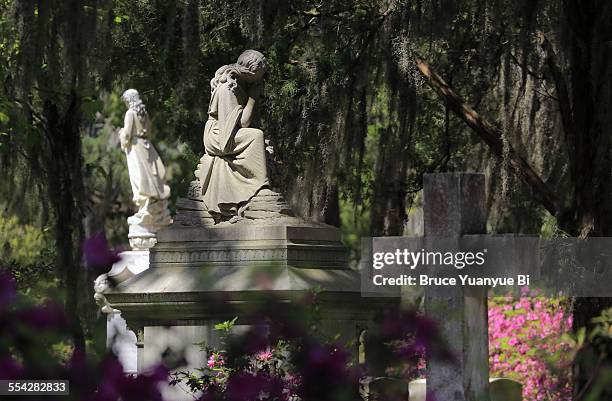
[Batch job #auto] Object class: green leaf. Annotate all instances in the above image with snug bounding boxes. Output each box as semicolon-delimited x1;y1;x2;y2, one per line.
114;15;129;24
214;317;238;332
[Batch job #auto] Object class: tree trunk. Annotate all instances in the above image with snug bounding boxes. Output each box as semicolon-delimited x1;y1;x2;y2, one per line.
560;2;612;399
370;126;409;237
44;94;86;352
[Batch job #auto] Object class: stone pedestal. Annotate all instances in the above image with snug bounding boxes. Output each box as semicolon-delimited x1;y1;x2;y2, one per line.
408;378;522;401
95;250;151;374
104;221;395;394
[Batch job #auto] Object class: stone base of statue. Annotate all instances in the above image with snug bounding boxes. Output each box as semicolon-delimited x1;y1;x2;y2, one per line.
174;180;295;226
96;203;173;374
127;199;173;250
104;212;396;397
128;224;160;250
94;249;152;374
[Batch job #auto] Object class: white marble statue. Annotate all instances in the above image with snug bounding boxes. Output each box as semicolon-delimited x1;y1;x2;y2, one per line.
119;89;172;248
195;50;270;220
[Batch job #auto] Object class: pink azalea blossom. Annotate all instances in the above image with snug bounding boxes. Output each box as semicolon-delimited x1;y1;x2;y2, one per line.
488;293;572;401
207;354;224;368
256;349;273;361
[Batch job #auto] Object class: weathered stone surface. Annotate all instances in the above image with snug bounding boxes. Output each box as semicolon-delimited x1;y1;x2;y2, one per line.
176;186;295;226
173;215;214;227
243;210;282;219
250;193;284;202
178;210;214;219
256;188;279;197
422;173;489;401
95;250;152;375
245;202;291;213
408;378;522;401
194;50;269;218
158;223;342;242
176;198;206;211
187;180;202;200
173;202;215;227
104;216;397;383
241;189;294;219
150;223;348;268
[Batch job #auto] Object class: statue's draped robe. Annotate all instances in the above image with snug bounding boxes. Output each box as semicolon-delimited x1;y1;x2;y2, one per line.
196;82;269;215
121;109;170;206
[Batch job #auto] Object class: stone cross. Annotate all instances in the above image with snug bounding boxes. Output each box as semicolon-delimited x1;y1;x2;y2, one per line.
422;173;489;401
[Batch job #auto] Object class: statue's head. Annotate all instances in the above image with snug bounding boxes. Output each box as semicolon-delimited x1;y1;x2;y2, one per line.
121;89;140;107
210;50;267;93
121;88;147;117
236;50;267;83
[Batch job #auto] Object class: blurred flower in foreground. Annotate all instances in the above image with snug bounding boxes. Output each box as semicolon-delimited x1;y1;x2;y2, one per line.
83;233;121;275
16;299;69;330
93;356;168;401
0;269;16;312
0;356;24;380
226;372;285;401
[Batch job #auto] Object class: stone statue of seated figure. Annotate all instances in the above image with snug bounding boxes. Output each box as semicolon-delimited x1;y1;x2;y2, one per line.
191;50;291;224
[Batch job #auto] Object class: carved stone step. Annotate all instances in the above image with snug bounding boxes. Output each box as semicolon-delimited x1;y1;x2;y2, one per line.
246;202;292;213
247;199;290;207
176;198;206;211
243;210;283;219
175;219;214;227
174;214;215;227
257;188;281;197
250;194;284;203
177;210;214;219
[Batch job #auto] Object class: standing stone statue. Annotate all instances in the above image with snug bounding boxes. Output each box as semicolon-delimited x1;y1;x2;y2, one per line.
194;50;273;221
119;89;172;248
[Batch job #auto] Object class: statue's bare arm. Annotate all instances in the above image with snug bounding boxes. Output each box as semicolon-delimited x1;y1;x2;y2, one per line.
120;110;134;150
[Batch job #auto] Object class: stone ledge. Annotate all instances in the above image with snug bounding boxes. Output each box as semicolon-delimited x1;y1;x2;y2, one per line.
105;266;399;325
106;265;361;295
103;264;397;324
156;223;343;243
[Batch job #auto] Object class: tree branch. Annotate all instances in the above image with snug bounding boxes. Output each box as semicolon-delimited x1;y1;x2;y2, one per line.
415;56;560;216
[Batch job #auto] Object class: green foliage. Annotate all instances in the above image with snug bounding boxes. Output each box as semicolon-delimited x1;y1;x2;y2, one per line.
0;215;47;266
0;214;58;295
564;308;612;401
214;317;238;333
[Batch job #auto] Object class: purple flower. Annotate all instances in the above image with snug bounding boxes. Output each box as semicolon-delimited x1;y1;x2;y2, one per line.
295;342;359;401
16;300;68;330
93;357;168;401
83;233;121;275
0;356;24;379
426;391;438;401
0;270;16;312
226;372;285;401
